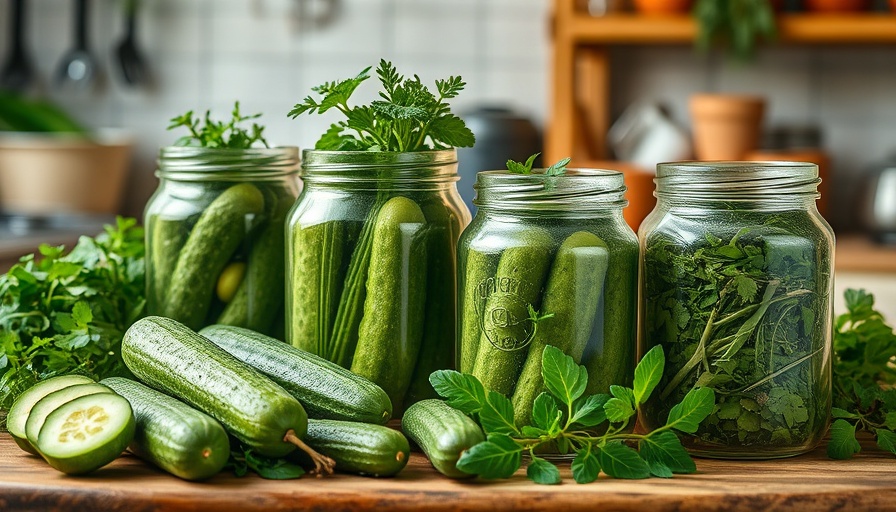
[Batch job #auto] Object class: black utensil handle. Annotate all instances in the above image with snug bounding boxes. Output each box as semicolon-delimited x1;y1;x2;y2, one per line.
76;0;88;49
11;0;26;53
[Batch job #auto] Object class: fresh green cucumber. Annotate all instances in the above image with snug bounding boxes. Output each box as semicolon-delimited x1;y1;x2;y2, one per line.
403;200;464;410
121;317;324;463
584;240;638;394
161;183;265;329
217;187;293;335
7;375;95;455
458;248;498;374
25;383;114;447
290;419;410;477
35;393;135;475
148;216;189;314
101;377;230;481
470;228;554;396
352;196;428;412
402;399;484;479
289;220;347;361
512;231;609;425
199;324;392;425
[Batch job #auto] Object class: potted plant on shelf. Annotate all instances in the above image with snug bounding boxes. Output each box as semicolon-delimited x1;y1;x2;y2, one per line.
693;0;777;62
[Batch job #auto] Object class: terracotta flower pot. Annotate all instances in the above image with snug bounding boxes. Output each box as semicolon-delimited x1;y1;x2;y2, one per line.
632;0;693;15
689;94;766;161
804;0;869;12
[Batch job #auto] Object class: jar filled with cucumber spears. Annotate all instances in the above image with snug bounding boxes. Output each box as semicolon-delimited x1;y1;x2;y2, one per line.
145;146;299;335
640;161;834;459
286;150;470;414
457;169;639;427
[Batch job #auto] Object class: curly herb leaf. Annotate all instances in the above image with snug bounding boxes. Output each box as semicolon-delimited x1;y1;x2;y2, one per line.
168;101;268;149
288;59;474;152
433;344;714;485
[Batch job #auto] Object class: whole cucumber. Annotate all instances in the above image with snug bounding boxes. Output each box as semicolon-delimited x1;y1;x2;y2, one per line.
402;399;484;479
200;324;392;425
403;198;464;409
289;220;346;361
289;419;410;477
584;240;638;394
458;248;497;374
148;216;189;314
161;183;265;330
218;186;293;334
121;317;320;463
101;377;230;481
511;231;609;425
470;228;554;396
351;196;428;411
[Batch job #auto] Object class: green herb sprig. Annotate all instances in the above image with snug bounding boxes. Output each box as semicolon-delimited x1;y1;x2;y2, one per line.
0;217;145;410
168;101;268;149
226;445;306;480
288;59;475;152
506;153;571;177
429;345;715;484
828;288;896;459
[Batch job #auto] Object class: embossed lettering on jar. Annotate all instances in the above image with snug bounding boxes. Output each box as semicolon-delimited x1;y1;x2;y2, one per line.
457;169;639;430
639;161;834;459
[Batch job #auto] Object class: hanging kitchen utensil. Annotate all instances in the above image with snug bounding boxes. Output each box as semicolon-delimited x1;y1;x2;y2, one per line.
114;0;149;87
55;0;100;91
0;0;34;93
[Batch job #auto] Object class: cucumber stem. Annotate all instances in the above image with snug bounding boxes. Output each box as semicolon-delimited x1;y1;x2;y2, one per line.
283;429;336;476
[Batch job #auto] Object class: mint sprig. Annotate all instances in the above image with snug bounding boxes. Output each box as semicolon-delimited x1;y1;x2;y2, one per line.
167;101;268;149
506;154;571;177
288;59;475;152
430;345;715;484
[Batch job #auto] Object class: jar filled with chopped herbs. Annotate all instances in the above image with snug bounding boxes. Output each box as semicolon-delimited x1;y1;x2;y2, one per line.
457;160;639;431
285;61;474;415
145;103;299;336
640;161;834;458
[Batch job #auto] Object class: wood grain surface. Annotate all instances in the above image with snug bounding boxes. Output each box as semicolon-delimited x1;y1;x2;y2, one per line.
1;433;895;512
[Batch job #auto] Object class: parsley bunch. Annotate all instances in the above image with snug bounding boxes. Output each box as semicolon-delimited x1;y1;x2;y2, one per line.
429;345;715;484
288;59;475;152
0;217;145;411
168;101;268;149
828;288;896;459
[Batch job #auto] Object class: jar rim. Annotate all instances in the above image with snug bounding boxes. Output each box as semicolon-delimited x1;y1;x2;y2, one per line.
655;160;820;203
474;168;628;214
302;148;457;169
157;145;300;181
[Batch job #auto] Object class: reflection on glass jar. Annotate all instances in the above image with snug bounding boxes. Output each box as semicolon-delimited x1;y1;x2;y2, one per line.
286;150;469;415
145;146;299;335
639;161;834;459
457;169;639;429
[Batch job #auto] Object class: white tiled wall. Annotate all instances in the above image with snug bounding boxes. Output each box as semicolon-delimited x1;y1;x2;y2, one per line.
1;0;895;230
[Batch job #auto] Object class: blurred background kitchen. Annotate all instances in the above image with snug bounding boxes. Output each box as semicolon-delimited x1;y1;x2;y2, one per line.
1;0;895;314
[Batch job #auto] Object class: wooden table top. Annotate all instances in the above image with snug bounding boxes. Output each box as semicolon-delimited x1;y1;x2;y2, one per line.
1;434;895;512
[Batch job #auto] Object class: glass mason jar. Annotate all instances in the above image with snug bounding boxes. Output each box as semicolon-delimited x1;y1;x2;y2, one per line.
639;161;834;459
457;169;639;430
145;146;299;335
286;150;470;414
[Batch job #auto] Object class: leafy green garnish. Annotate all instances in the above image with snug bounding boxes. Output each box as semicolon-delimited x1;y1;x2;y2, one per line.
828;288;896;459
0;217;145;410
288;59;475;152
505;154;571;177
226;445;306;480
430;345;715;484
168;101;268;149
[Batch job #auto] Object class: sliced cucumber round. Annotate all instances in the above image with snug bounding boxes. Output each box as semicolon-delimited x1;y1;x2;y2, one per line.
36;393;135;475
7;375;95;455
25;383;114;447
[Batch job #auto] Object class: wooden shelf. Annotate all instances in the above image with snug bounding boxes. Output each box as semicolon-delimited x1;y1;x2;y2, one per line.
546;4;896;165
563;13;896;45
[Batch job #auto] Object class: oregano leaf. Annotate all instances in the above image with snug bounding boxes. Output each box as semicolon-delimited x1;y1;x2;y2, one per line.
633;345;664;405
572;445;601;484
456;434;522;479
597;442;651;479
542;345;588;406
827;419;861;460
666;387;715;434
480;390;518;435
429;370;487;415
527;457;561;485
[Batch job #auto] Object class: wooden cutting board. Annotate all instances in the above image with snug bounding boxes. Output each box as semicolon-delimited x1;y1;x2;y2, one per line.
1;433;895;512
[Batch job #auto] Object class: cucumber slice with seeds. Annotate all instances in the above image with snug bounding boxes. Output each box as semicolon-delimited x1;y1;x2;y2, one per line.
36;393;135;475
25;383;114;447
7;375;95;455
